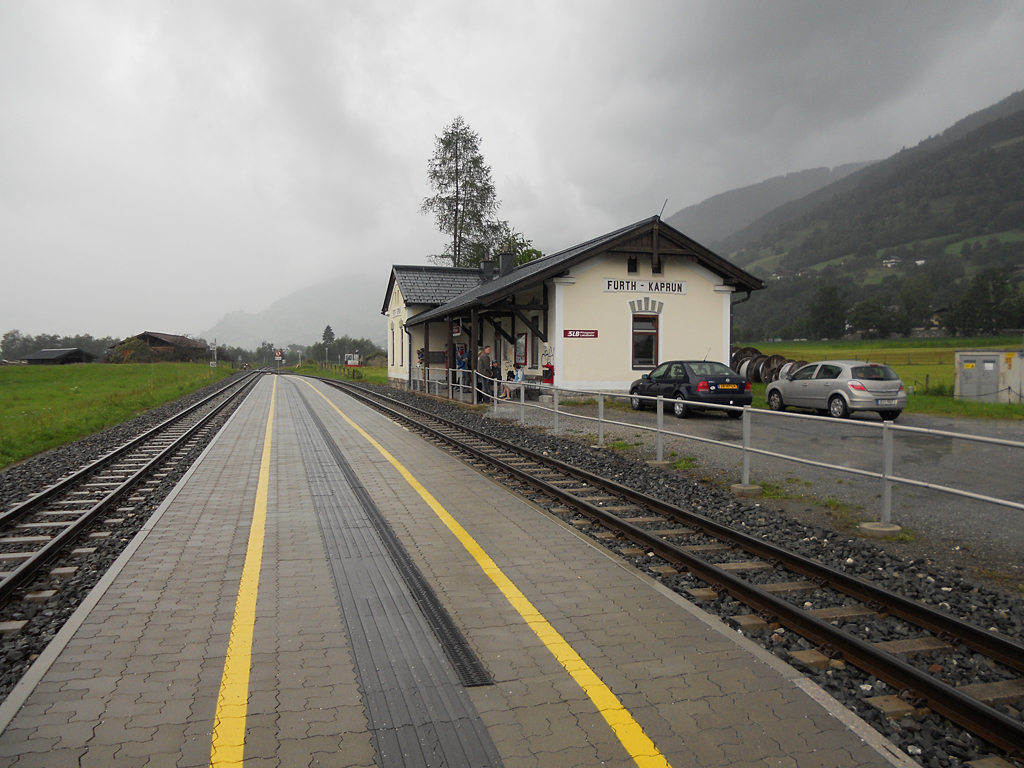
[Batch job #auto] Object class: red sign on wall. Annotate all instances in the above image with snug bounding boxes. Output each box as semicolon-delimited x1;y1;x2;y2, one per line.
563;330;598;338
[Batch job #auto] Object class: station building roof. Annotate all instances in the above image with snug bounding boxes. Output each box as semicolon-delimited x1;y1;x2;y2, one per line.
405;216;764;327
381;266;484;314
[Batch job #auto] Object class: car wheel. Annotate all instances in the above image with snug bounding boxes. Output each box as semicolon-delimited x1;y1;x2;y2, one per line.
630;391;644;411
828;395;849;419
673;396;689;418
727;409;742;419
879;410;901;421
767;390;786;412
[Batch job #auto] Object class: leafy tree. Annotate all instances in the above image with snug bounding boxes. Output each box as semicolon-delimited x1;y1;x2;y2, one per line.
1;330;30;360
111;337;155;363
468;219;543;266
943;269;1019;335
322;325;335;345
2;329;118;361
420;116;500;268
256;341;276;365
806;285;849;339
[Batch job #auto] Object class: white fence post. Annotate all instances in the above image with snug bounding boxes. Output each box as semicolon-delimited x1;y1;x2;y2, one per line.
741;406;752;486
519;380;525;423
881;420;894;526
597;394;605;448
656;396;664;462
553;387;560;435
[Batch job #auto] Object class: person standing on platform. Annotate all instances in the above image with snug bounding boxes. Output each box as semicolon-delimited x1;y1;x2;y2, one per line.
456;350;467;390
477;345;492;402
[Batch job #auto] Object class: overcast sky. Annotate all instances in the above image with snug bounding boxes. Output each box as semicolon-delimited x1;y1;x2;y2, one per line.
3;1;1024;340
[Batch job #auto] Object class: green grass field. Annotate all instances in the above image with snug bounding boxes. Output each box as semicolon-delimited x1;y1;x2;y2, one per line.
292;362;388;384
0;363;237;469
738;337;1024;419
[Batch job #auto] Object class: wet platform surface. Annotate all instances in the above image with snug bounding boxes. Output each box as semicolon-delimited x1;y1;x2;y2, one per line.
0;375;907;767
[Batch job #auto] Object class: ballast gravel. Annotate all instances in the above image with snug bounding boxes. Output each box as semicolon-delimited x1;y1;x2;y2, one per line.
0;373;247;703
366;383;1024;768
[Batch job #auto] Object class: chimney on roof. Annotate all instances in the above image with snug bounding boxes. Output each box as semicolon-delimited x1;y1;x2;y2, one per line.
480;260;494;281
498;251;514;278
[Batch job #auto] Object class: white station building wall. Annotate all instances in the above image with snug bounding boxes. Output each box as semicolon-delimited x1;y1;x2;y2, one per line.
553;253;733;391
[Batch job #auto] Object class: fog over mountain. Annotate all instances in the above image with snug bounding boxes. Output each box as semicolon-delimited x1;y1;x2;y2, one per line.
200;274;385;350
664;162;873;246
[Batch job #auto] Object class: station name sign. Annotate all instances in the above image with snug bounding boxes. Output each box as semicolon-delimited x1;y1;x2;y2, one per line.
603;279;686;294
563;330;598;338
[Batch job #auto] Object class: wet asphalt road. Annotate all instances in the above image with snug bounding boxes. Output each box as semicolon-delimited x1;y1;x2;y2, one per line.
491;398;1024;575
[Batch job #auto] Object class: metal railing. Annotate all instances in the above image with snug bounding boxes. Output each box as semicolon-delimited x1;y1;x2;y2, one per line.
406;367;1024;528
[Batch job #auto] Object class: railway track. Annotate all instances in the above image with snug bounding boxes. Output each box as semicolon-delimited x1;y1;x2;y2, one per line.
0;371;261;609
318;376;1024;764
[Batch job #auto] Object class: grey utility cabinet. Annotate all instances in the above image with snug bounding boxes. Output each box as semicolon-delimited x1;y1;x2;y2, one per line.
954;348;1024;403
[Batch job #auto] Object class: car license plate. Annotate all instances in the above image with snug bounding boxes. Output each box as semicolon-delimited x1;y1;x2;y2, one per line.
876;399;897;406
720;384;738;390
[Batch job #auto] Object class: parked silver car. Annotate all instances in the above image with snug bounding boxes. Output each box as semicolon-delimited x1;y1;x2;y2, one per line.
765;360;906;420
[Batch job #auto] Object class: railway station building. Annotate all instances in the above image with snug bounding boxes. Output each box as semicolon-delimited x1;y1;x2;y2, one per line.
382;216;764;391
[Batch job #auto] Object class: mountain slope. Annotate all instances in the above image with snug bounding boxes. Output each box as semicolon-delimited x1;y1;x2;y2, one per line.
722;89;1024;256
727;92;1024;341
664;162;872;245
201;272;388;350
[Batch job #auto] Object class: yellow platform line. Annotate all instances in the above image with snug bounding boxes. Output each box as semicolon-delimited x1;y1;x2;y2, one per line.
304;380;673;768
209;376;276;768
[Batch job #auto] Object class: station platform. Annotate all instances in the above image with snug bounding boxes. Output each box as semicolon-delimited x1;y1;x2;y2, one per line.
0;375;909;768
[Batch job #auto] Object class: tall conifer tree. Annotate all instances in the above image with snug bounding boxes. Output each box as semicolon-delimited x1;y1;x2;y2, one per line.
420;117;499;268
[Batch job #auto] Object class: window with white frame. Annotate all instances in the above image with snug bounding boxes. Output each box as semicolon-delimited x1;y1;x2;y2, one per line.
632;314;658;368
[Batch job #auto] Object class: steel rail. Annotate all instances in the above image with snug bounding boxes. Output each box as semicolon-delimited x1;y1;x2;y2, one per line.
0;371;261;530
322;378;1024;757
336;378;1024;670
0;373;260;604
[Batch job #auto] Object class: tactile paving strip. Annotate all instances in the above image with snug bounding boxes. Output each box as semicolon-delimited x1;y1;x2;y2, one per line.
288;383;503;768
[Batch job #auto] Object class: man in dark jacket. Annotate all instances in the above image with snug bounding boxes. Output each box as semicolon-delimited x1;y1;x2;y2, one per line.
477;345;492;402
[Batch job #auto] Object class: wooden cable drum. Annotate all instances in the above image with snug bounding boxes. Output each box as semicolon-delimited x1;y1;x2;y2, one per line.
749;355;769;383
763;355;787;381
731;347;761;369
738;356;758;380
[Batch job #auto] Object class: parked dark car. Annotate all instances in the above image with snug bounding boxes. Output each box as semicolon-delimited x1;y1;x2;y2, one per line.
629;360;752;418
765;360;906;420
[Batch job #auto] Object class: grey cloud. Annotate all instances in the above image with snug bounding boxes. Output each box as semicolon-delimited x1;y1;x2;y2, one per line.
2;1;1023;338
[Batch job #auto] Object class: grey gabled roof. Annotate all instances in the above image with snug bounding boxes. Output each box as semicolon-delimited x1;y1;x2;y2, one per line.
381;266;484;314
22;348;94;361
133;332;208;349
406;216;764;327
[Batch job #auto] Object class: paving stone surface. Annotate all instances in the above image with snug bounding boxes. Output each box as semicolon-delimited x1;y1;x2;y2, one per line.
303;380;896;768
0;376;898;767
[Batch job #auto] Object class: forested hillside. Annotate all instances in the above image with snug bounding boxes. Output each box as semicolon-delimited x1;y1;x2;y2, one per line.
727;91;1024;342
664;162;871;245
